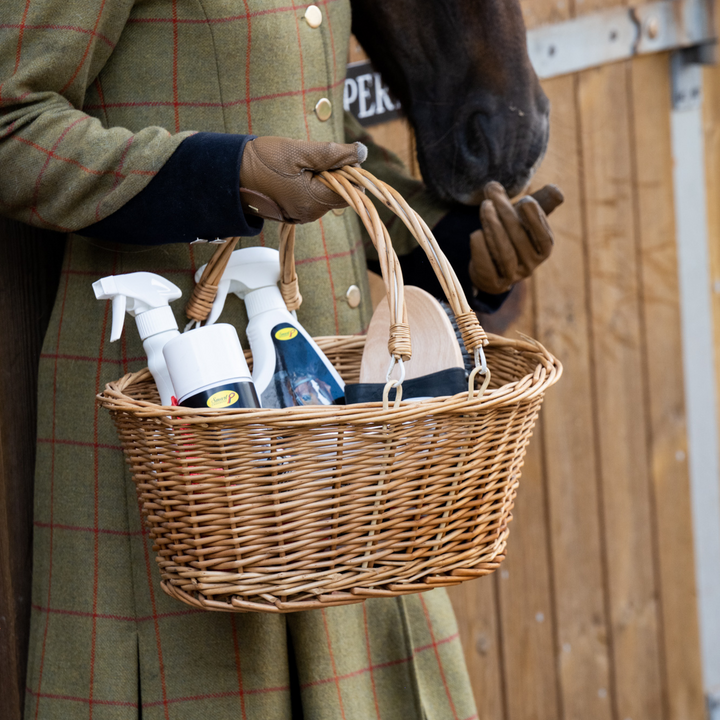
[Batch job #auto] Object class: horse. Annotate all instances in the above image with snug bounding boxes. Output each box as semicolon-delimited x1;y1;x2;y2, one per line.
349;0;549;205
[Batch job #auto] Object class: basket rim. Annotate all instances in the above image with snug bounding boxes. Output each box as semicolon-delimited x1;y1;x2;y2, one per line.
97;331;562;426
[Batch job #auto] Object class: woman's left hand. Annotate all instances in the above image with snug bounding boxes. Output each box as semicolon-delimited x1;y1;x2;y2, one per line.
468;182;563;295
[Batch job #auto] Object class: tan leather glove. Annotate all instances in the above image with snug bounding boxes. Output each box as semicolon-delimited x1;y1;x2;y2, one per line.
468;182;564;295
239;137;367;224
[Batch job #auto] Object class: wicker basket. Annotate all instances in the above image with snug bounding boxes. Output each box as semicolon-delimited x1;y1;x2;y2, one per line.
97;168;562;613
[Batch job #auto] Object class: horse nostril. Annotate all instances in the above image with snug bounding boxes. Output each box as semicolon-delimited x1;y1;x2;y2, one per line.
465;112;496;167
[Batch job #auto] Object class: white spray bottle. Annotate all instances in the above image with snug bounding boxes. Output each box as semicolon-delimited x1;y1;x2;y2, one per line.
195;247;345;408
92;272;181;405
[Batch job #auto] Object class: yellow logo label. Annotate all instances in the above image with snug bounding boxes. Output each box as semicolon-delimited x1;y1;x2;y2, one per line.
275;327;299;341
207;389;239;408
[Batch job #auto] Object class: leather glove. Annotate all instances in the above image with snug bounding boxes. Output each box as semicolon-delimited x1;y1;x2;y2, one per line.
239;137;368;224
468;182;564;295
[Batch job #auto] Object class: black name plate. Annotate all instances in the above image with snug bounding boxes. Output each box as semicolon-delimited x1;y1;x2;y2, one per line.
344;60;402;127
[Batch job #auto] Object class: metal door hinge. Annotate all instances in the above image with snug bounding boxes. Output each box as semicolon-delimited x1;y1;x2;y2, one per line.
527;0;716;79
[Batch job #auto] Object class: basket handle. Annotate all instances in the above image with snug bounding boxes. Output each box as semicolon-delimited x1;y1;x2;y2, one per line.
185;167;489;366
319;168;487;358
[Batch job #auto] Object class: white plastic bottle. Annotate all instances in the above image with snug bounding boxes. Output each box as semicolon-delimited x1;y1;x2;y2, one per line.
162;323;260;409
195;247;345;408
92;272;182;405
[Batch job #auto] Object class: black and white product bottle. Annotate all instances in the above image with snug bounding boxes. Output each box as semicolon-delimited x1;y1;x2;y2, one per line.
194;247;345;409
162;323;260;409
258;321;345;408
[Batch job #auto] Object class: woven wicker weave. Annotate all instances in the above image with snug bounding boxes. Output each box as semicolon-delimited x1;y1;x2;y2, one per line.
97;168;562;613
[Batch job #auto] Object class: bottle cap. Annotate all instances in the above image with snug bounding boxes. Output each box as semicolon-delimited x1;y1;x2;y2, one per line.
245;286;287;318
162;324;252;403
136;305;178;340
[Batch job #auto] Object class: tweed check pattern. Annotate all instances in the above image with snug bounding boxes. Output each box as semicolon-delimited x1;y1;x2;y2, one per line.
0;1;478;718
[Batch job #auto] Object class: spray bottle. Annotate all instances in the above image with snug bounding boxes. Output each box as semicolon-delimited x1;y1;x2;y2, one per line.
195;247;345;408
92;272;181;405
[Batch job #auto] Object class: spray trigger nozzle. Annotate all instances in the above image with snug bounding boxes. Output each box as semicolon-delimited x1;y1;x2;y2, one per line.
92;272;182;342
110;294;127;342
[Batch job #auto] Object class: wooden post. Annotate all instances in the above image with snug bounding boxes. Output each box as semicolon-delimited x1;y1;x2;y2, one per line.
0;221;65;720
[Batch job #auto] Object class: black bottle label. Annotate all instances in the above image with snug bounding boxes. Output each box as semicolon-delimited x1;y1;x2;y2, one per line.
180;381;260;409
260;323;345;408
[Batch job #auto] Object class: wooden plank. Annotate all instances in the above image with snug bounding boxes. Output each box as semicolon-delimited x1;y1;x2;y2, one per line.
630;52;705;720
531;73;615;720
447;579;506;720
522;3;617;720
704;52;720;535
578;58;664;720
0;222;65;720
453;5;567;716
492;287;560;720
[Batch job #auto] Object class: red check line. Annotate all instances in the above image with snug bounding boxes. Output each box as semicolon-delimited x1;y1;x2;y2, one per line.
294;235;363;266
138;499;170;719
28;115;88;229
33;521;141;537
318;219;340;334
241;0;253;134
13;0;32;76
82;79;345;111
28;207;74;233
126;1;340;25
15;135;156;179
37;438;124;452
0;91;31;108
40;352;146;364
31;602;203;623
320;0;338;85
230;615;247;720
93;77;110;125
60;0;109;94
363;603;382;719
321;608;347;719
88;252;116;718
301;632;461;689
33;241;73;720
419;595;459;720
94;134;135;221
0;23;115;48
142;686;290;707
26;688;137;707
171;0;180;132
62;267;195;277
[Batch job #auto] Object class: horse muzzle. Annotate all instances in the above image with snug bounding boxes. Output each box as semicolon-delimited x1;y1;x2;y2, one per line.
415;92;550;205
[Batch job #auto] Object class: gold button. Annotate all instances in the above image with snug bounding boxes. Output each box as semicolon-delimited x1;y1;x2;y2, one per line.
331;207;345;216
304;5;322;28
346;285;362;308
314;98;332;121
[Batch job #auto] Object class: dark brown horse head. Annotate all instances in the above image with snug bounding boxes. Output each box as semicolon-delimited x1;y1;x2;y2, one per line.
350;0;549;204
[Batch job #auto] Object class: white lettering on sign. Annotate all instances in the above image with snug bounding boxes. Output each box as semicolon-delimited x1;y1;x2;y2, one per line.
357;74;375;118
344;61;402;127
343;77;358;109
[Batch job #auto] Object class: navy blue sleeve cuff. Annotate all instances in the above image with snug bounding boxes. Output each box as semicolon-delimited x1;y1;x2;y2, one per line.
368;205;511;314
78;132;263;244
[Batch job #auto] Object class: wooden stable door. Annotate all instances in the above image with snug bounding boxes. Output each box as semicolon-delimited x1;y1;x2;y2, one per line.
354;1;710;719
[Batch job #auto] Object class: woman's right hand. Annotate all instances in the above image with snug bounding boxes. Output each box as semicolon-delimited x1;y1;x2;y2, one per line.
239;137;367;224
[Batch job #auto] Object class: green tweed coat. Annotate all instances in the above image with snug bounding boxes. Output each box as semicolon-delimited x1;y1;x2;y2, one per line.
0;0;477;718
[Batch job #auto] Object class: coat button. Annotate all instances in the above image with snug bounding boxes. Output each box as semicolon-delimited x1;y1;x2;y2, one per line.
314;98;333;121
331;207;345;216
304;5;323;28
346;285;362;308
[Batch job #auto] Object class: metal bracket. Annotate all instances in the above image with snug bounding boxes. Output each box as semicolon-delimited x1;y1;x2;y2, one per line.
708;689;720;720
527;0;716;79
671;47;705;110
